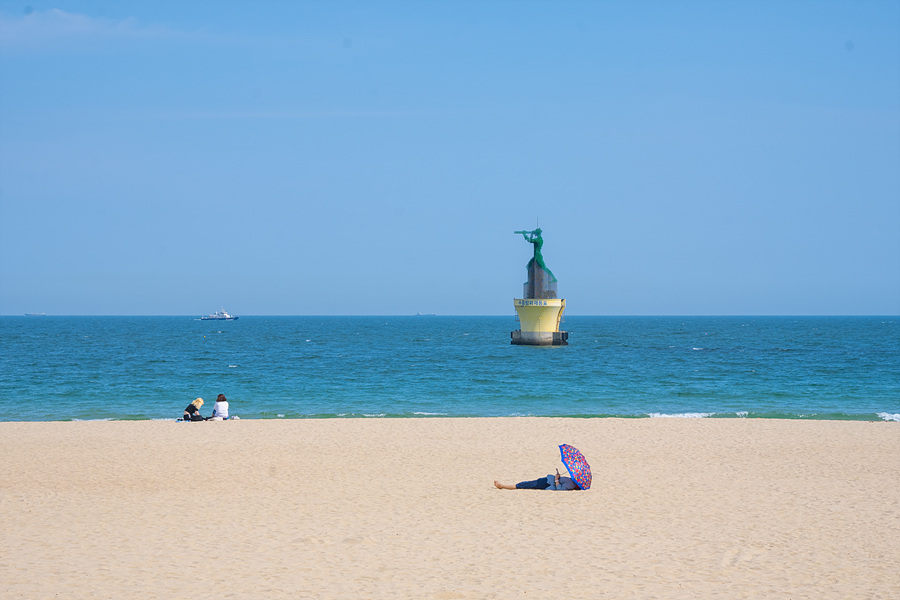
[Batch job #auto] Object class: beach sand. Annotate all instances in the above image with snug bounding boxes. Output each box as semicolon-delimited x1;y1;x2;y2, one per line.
1;418;897;599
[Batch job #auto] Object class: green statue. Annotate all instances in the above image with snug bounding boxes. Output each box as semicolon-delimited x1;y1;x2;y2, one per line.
514;228;556;282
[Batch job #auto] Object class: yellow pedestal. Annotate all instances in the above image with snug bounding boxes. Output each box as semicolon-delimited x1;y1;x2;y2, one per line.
511;298;568;345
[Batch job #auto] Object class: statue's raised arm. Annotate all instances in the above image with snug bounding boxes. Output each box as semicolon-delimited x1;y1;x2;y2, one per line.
514;229;542;246
514;228;549;273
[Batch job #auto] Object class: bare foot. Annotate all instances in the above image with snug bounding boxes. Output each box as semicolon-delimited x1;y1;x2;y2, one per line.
494;480;515;490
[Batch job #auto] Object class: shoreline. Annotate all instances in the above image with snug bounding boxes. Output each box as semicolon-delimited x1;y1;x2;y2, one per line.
2;418;898;599
2;410;899;422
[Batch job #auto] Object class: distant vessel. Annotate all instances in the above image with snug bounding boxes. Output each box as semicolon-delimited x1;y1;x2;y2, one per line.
200;309;239;321
24;312;47;317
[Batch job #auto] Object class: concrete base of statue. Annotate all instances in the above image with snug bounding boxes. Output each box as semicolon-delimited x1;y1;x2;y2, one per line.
511;298;568;346
510;330;569;346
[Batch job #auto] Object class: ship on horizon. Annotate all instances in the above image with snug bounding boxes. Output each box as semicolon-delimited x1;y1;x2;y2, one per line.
200;309;239;321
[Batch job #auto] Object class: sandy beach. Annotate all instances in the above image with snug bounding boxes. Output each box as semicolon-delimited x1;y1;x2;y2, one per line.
1;418;897;599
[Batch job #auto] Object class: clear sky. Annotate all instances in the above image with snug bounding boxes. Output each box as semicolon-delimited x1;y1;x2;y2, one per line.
1;1;898;316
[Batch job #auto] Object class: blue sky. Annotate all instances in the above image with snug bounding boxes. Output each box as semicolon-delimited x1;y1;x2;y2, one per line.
1;1;898;315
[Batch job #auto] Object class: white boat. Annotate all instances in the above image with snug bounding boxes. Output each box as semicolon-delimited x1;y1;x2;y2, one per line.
200;309;239;321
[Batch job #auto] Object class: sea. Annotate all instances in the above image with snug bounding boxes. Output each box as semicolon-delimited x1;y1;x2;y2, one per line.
1;316;898;422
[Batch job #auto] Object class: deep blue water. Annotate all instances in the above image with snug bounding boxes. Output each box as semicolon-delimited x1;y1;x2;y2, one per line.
0;316;897;421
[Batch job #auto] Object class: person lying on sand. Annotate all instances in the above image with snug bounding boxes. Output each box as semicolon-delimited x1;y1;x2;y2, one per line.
494;469;579;490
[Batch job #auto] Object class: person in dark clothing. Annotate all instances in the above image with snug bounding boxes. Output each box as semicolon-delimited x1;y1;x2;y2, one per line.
183;398;207;421
494;468;579;490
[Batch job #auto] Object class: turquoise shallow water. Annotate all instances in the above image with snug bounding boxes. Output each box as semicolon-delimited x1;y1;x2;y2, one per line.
0;316;897;421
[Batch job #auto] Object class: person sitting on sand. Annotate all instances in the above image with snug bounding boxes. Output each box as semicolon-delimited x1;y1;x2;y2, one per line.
494;469;579;490
211;394;229;420
183;398;207;421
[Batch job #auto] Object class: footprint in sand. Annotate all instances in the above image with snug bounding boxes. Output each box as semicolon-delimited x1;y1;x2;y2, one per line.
299;536;329;545
721;546;764;567
432;593;467;600
721;547;742;567
342;535;376;544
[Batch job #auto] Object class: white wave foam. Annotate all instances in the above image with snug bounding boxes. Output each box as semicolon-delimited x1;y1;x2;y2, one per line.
648;412;715;418
412;412;448;416
736;411;749;418
877;412;900;422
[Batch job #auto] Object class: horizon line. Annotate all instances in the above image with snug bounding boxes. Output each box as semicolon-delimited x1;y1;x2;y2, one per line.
4;314;898;318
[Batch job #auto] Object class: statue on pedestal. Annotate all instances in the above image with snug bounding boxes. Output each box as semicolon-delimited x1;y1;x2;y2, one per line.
515;228;557;299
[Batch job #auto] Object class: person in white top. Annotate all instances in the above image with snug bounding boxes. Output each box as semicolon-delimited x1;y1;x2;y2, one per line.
211;394;229;419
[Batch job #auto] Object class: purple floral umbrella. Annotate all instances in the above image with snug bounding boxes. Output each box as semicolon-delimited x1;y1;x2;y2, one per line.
559;444;592;490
